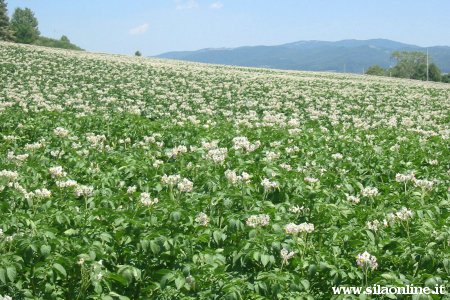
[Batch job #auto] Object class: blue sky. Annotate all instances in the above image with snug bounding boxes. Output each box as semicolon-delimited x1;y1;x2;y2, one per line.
6;0;450;56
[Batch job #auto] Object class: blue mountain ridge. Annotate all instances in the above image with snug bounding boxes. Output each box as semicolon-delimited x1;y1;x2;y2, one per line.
157;39;450;73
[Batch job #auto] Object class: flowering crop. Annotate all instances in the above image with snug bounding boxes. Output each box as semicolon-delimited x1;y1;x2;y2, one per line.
0;42;449;299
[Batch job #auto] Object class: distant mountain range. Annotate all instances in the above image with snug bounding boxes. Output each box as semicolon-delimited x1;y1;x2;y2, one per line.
157;39;450;73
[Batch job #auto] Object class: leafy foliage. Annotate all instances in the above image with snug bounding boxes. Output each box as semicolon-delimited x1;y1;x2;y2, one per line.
428;63;442;82
367;52;447;83
0;0;12;41
6;4;81;51
442;73;450;83
33;36;83;51
390;51;444;82
10;7;40;44
365;65;386;76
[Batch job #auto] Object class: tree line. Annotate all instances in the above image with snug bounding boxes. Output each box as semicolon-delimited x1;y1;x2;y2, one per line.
0;0;82;50
366;51;450;83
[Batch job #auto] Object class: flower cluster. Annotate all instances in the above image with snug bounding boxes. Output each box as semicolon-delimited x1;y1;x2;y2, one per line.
232;137;260;152
280;248;295;264
0;170;19;181
86;133;108;150
49;166;67;178
161;174;181;185
360;186;379;197
246;214;270;228
224;169;252;185
74;185;94;197
161;174;193;192
264;151;279;162
346;194;360;204
177;178;194;193
34;188;52;198
205;147;228;164
139;192;159;206
331;153;343;160
413;178;434;190
54;127;70;137
395;172;415;183
167;145;188;158
261;178;279;191
284;222;315;234
195;212;210;226
390;207;413;222
304;177;319;184
56;179;78;188
368;207;413;230
25;141;45;150
356;251;378;270
7;151;29;164
288;205;308;214
127;185;137;194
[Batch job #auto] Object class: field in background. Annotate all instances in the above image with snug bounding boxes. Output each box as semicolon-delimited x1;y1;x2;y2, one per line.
0;42;449;299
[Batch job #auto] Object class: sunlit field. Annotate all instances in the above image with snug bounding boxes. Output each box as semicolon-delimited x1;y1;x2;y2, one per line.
0;42;449;299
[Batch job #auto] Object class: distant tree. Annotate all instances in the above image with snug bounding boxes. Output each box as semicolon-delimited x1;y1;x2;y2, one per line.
0;0;12;41
365;65;386;76
60;35;70;43
428;63;441;82
135;51;142;57
10;7;40;44
391;51;427;80
442;74;450;83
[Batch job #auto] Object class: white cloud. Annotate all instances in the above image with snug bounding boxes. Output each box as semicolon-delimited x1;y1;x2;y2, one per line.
129;23;149;35
176;0;199;10
210;1;223;9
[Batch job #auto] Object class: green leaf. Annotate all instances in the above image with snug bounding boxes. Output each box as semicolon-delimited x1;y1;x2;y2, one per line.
443;258;450;274
300;279;310;290
150;241;160;255
132;267;141;281
0;268;6;284
366;230;375;244
121;269;133;283
171;211;181;222
381;273;396;280
108;292;130;300
175;276;185;290
108;273;128;286
41;245;51;257
64;229;78;236
53;263;67;277
160;272;175;287
6;266;17;282
213;230;223;244
249;229;257;238
261;254;270;267
344;183;354;193
253;251;260;262
94;282;103;294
